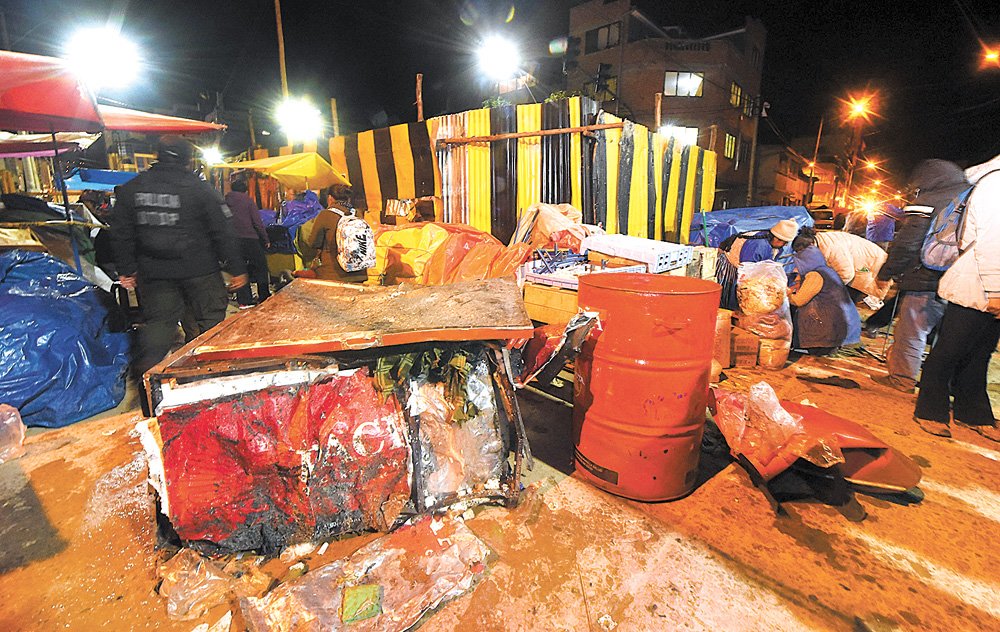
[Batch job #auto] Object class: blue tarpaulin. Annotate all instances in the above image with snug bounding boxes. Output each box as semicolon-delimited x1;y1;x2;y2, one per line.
688;206;815;247
0;250;129;427
63;168;139;192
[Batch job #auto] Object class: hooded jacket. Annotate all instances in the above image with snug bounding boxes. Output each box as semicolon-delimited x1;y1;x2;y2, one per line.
938;154;1000;311
877;159;969;292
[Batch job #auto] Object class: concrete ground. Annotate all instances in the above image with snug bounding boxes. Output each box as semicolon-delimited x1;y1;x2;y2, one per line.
1;338;998;631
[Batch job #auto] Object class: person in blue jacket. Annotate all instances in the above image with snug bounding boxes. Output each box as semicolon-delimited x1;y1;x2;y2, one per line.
716;219;799;310
787;235;861;354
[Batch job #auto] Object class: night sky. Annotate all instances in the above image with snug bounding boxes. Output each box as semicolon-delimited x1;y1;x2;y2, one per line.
5;0;998;181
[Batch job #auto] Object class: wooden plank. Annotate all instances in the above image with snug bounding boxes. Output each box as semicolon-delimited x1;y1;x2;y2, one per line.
188;277;534;360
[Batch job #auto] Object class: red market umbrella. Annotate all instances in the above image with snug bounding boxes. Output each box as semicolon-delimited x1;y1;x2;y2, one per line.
98;104;226;134
0;50;102;133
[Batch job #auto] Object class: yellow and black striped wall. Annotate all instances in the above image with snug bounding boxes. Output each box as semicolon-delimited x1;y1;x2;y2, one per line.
257;96;716;245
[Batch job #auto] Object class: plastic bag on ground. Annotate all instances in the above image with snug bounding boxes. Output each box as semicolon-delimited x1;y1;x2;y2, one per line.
409;358;504;508
0;250;129;427
0;404;26;463
241;516;492;632
712;382;845;479
158;549;233;621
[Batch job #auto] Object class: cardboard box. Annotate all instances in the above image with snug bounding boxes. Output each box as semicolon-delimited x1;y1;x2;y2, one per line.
731;326;759;367
714;309;733;368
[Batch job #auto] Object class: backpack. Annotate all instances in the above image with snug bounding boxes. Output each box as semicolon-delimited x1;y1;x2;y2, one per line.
920;186;975;271
333;208;375;272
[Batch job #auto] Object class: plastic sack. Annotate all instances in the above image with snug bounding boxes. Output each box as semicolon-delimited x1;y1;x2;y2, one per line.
736;299;792;340
712;382;845;480
408;358;504;508
334;212;376;272
0;250;129;427
241;516;492;632
509;202;604;252
737;260;788;315
0;404;26;463
158;548;232;621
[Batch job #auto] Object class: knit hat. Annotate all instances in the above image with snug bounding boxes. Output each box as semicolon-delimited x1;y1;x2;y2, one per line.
769;219;799;243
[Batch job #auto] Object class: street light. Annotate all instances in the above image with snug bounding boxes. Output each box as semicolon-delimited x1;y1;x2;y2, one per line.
200;146;224;166
983;47;999;68
276;97;324;144
477;35;521;81
63;26;140;93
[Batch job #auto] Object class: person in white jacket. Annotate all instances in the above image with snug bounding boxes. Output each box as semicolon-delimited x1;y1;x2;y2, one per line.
913;154;1000;441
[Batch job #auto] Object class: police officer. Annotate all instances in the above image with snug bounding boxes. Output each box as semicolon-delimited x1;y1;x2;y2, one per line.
112;136;247;378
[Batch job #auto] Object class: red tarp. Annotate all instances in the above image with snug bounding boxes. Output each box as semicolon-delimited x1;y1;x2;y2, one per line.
0;50;224;135
0;50;102;133
98;104;225;134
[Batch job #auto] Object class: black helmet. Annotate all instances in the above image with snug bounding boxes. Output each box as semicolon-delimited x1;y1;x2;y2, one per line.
157;135;194;165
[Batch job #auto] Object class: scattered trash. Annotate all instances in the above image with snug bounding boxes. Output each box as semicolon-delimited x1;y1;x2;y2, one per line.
0;404;26;463
191;610;232;632
797;375;861;389
146;279;530;554
316;542;329;556
598;613;618;631
279;543;316;564
158;549;232;621
712;382;846;480
711;382;923;517
340;584;383;623
241;516;492;632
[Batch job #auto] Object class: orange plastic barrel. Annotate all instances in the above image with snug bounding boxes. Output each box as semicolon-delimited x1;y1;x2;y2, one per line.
573;273;721;501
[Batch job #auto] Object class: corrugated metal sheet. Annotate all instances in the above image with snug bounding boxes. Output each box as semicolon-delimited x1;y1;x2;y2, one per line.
255;96;717;244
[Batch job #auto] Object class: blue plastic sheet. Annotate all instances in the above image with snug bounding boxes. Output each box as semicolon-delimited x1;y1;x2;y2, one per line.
0;250;130;427
263;192;323;254
688;206;815;247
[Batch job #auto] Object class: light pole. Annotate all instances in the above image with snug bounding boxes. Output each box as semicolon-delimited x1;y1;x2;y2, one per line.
807;116;824;204
841;93;876;209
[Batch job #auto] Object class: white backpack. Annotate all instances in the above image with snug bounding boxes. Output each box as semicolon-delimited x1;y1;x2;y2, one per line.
333;208;375;272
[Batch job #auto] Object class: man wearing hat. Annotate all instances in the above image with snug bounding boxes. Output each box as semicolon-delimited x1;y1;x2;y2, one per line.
112;136;247;389
716;218;799;310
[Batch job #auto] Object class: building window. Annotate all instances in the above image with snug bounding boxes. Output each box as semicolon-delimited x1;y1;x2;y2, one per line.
585;22;621;54
751;46;762;69
658;125;699;147
743;95;754;118
583;76;617;102
729;82;743;108
663;71;703;97
735;139;751;170
724;133;736;160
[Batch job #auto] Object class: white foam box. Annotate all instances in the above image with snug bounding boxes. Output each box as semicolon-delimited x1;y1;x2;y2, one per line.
581;234;693;273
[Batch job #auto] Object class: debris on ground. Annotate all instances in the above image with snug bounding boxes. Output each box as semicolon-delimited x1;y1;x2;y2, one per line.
0;404;26;464
158;549;233;621
143;278;532;554
240;515;492;632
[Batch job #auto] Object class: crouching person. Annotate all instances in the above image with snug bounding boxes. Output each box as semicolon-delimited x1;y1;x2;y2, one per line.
787;237;861;355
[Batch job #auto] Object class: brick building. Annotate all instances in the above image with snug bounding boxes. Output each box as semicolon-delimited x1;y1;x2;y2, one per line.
567;0;767;208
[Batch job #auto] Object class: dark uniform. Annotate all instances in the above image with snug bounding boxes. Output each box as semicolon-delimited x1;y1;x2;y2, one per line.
112;161;245;375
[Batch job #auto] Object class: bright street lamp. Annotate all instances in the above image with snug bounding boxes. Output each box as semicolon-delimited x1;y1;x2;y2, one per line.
200;146;224;165
478;35;521;81
276;97;324;144
63;27;140;93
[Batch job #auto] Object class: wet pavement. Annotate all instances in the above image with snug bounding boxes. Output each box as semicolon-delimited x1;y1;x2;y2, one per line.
1;343;998;631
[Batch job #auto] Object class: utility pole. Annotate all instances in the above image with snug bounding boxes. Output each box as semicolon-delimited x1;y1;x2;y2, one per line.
615;11;628;116
416;74;424;122
808;116;824;203
653;92;662;129
274;0;289;98
330;98;340;137
843;123;862;207
746;96;763;206
0;11;10;50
